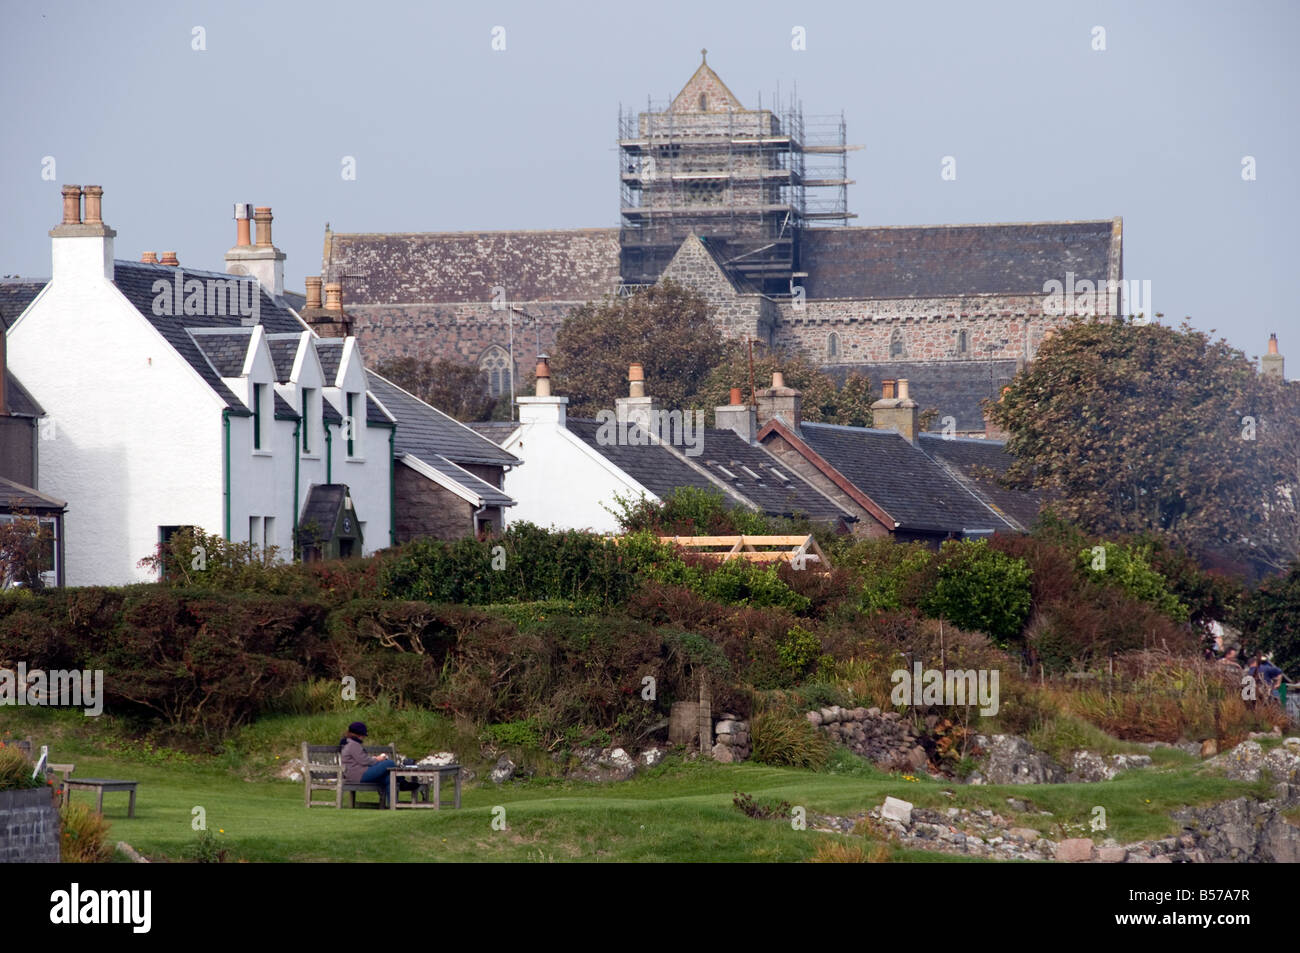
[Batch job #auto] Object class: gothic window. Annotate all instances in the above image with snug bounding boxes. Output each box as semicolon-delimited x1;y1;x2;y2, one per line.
958;329;968;355
698;93;708;111
827;332;840;361
479;346;510;398
890;330;906;359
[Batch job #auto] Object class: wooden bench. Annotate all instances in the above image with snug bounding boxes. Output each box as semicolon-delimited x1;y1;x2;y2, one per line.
303;742;400;809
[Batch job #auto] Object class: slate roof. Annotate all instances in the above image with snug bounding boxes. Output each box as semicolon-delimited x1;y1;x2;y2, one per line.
917;434;1043;531
797;422;1013;535
4;373;43;417
798;221;1119;299
564;418;850;523
366;370;520;468
365;394;393;428
403;453;514;508
466;421;520;446
316;340;343;385
190;329;253;377
0;279;47;325
0;476;65;512
273;393;300;421
268;338;300;382
325;228;621;304
825;360;1020;433
299;484;348;542
112;261;311;413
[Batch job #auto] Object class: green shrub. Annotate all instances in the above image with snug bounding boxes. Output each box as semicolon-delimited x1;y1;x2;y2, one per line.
484;719;542;749
777;626;823;678
0;745;40;791
1077;542;1189;623
920;539;1032;645
751;710;832;769
839;538;934;613
60;802;113;863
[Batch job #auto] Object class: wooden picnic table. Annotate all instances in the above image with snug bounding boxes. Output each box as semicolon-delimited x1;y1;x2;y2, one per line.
386;765;462;811
62;778;138;818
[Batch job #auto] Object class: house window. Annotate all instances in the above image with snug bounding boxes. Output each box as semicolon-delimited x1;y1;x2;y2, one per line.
479;347;510;398
346;392;357;456
1;514;58;588
301;388;314;452
253;383;264;449
263;516;275;556
249;516;262;549
827;332;840;361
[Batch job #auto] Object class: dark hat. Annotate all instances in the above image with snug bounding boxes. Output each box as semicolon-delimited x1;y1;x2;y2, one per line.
348;721;368;737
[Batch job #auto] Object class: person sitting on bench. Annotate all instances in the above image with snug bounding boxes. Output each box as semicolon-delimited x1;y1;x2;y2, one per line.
339;722;418;806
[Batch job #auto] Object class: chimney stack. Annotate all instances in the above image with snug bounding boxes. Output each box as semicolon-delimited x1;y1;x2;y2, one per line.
755;371;802;433
616;362;661;431
535;356;552;398
225;202;285;296
1263;333;1285;380
50;183;115;282
872;377;919;443
715;384;758;443
140;251;158;264
160;251;179;267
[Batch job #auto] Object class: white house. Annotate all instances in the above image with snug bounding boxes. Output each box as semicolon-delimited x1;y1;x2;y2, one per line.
482;359;852;534
4;186;395;585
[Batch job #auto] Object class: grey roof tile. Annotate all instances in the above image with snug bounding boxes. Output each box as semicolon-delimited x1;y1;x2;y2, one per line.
315;340;343;384
0;475;65;511
405;453;514;508
190;330;253;377
268;338;300;382
366;370;520;467
917;433;1043;531
0;279;47;327
4;372;43;417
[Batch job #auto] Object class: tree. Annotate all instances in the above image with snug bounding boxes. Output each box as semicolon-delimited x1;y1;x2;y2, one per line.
372;357;502;422
988;318;1289;567
550;280;724;417
1238;562;1300;675
694;343;875;427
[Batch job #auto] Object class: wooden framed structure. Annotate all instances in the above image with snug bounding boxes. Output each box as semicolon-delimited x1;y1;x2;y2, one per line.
656;534;830;570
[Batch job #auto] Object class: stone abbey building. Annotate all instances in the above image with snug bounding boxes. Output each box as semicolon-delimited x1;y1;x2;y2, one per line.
323;52;1124;433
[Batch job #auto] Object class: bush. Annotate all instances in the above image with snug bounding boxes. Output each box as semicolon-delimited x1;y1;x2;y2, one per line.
919;539;1032;645
0;745;40;791
750;710;832;769
1077;542;1189;622
1239;562;1300;674
837;538;934;613
60;802;113;862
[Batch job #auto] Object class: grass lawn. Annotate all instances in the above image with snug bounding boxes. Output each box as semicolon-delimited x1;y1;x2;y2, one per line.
3;706;1274;863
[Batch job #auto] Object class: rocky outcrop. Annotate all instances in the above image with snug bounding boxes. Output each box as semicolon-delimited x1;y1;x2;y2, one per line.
1210;738;1300;784
976;734;1064;784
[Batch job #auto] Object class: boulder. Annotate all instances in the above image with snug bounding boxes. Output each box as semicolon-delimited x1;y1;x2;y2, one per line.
1055;838;1095;862
715;720;737;735
881;796;913;825
711;743;737;764
806;711;823;727
418;751;457;767
982;735;1065;785
1200;739;1218;758
489;755;516;784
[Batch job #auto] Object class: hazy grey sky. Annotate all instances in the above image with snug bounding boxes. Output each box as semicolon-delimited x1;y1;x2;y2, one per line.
2;0;1295;365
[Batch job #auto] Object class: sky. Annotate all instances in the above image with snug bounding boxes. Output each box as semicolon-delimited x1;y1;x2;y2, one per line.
1;0;1296;366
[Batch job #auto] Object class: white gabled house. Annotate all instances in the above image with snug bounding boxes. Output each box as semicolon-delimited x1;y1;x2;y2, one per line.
5;186;395;585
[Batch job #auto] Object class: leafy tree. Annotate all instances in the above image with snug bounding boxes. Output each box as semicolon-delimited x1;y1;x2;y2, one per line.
695;344;875;427
919;539;1033;646
1076;541;1189;623
1238;562;1300;675
372;357;501;422
550;280;724;417
988;318;1290;568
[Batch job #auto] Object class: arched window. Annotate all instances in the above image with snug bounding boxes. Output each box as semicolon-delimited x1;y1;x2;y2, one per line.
958;329;968;355
890;329;906;359
698;93;708;111
827;332;840;361
479;346;510;398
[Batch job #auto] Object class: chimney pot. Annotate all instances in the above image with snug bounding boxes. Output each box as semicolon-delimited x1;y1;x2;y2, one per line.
628;362;646;398
234;203;253;248
253;206;273;247
535;356;552;397
324;282;343;311
304;276;323;309
1269;333;1279;356
140;251;158;264
729;386;743;406
60;185;83;225
882;379;896;400
897;378;910;401
771;371;785;389
82;185;104;225
160;251;179;267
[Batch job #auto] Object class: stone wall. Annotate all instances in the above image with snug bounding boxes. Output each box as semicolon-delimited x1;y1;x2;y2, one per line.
806;705;928;771
711;714;750;763
659;238;774;343
0;787;60;863
394;462;478;542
